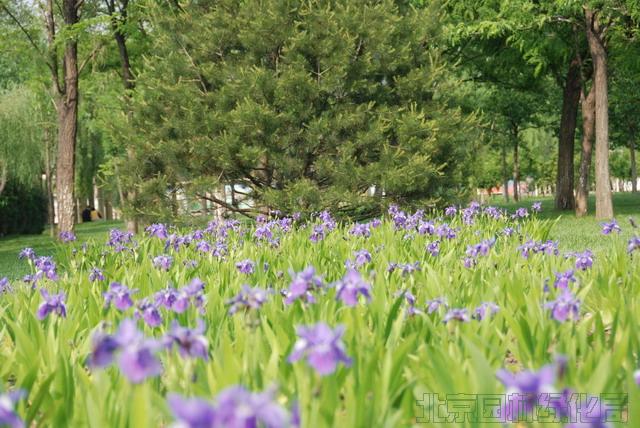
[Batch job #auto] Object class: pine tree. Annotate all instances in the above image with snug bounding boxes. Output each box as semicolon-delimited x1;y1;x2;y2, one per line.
123;0;478;220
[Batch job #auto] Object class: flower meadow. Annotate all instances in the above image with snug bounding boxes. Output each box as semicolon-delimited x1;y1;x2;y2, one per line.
1;204;640;427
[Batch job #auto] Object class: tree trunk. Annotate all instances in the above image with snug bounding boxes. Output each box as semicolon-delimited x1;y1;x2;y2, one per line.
106;0;139;234
512;124;520;202
555;55;581;210
575;85;595;217
501;140;509;203
585;7;613;219
630;138;637;193
55;92;79;235
105;198;113;220
0;161;6;196
47;0;81;237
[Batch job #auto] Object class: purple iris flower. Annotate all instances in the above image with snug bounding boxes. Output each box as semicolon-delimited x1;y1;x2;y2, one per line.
466;238;495;258
435;224;457;239
226;285;271;314
426;240;440;257
215;386;292;428
484;206;504;219
538;240;559;256
31;256;58;282
0;389;25;428
387;262;420;276
564;394;615;428
0;277;11;293
463;257;476;268
37;289;67;320
184;278;206;296
89;267;105;282
165;320;209;360
553;270;576;290
349;222;371;238
518;240;558;259
634;370;640;386
574;250;594;271
146;223;169;239
288;323;352;376
58;231;76;243
168;386;295;428
171;289;191;314
443;308;470;323
18;247;35;260
283;266;324;305
107;229;134;247
318;210;336;231
518;240;537;259
103;282;137;311
254;224;273;241
418;221;435;235
309;224;326;243
153;255;173;271
531;202;542;213
235;259;255;274
135;299;163;327
370;218;382;228
167;394;217;428
545;289;581;322
444;206;457;216
89;319;162;383
496;363;556;420
346;249;371;269
601;219;621;235
502;227;515;237
155;287;178;310
196;240;212;253
334;269;372;307
395;289;421;316
512;207;529;219
629;236;640;254
426;297;447;314
473;302;499;320
115;340;163;383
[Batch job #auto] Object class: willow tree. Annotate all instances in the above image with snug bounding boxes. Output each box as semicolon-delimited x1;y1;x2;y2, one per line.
0;86;43;194
2;0;85;235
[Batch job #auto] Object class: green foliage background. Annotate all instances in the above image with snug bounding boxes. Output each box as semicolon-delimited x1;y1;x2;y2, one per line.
115;0;479;221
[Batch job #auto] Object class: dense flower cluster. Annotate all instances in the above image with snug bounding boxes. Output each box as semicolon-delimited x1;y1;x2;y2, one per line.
6;198;639;426
168;386;298;428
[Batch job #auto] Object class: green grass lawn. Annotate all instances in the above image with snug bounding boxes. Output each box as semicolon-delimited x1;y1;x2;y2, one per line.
1;192;638;279
493;191;640;253
0;220;123;279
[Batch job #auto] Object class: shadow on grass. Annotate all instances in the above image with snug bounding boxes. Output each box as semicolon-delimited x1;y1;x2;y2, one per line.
0;220;123;279
491;192;640;252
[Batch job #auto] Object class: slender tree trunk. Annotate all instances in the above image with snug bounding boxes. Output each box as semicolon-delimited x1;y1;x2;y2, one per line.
501;140;509;202
630;138;637;193
105;198;113;220
171;185;179;217
512;124;520;202
201;196;209;216
43;127;56;236
575;85;595;217
106;0;139;234
555;55;581;210
585;8;613;219
0;161;6;195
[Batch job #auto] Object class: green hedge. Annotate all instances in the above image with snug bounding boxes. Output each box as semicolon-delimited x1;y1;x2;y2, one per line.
0;181;47;236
